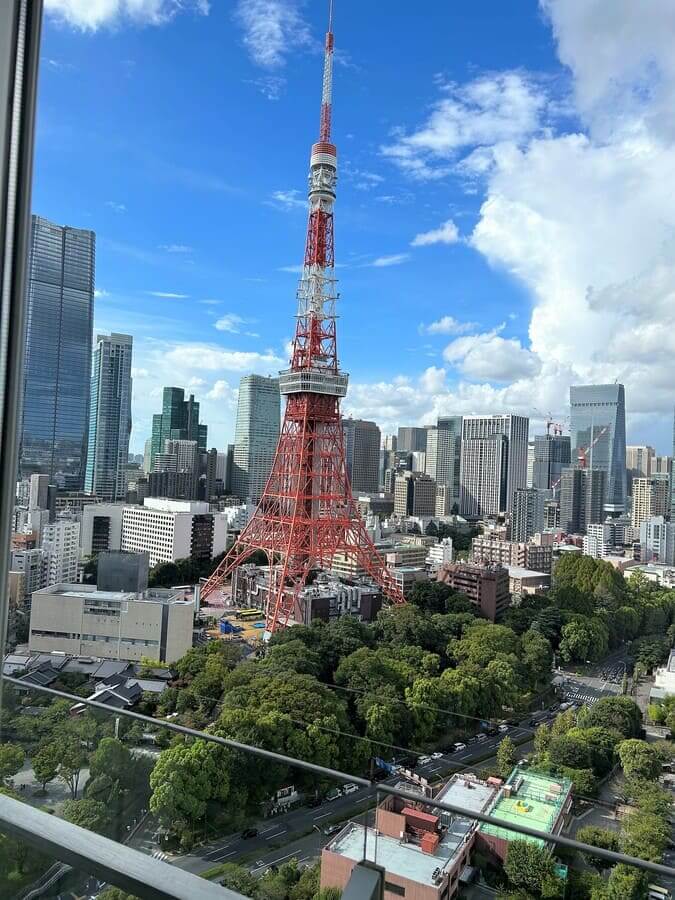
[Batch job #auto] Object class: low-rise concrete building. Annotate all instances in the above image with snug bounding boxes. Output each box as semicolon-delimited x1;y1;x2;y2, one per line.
506;566;551;598
471;536;552;574
29;583;194;663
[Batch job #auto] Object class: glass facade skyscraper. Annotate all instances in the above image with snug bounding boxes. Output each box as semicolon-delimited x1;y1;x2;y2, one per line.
232;375;280;503
20;216;95;489
85;333;133;501
570;383;627;513
150;387;207;468
532;434;571;490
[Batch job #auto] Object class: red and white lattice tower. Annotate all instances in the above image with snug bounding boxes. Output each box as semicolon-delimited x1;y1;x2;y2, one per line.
201;1;405;632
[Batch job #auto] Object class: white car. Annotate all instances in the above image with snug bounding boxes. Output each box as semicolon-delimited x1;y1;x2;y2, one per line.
431;752;443;760
498;724;510;733
342;783;359;795
418;755;433;765
453;742;467;752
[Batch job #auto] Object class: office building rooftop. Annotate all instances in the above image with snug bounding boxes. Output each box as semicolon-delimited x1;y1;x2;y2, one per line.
480;769;573;847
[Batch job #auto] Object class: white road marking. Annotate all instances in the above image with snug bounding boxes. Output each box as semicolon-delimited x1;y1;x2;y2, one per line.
267;828;287;836
313;812;332;820
216;851;237;860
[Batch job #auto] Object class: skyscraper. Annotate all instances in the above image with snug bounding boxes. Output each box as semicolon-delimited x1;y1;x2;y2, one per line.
532;434;571;490
460;415;529;516
570;384;626;514
397;426;427;453
511;488;547;542
559;467;606;534
20;216;95;489
342;418;380;492
85;333;132;501
426;416;462;509
232;375;280;502
631;477;670;529
150;387;207;468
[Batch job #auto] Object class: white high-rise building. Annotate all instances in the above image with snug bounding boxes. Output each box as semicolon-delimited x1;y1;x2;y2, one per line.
460;415;529;516
232;375;280;503
121;498;228;567
583;523;614;559
640;516;675;565
41;519;80;584
10;548;49;597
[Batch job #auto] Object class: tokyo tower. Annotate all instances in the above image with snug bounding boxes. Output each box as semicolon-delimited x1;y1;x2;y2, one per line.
201;1;405;632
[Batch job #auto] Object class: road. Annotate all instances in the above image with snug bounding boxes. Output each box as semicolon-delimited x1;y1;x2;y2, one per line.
172;724;533;877
555;647;632;708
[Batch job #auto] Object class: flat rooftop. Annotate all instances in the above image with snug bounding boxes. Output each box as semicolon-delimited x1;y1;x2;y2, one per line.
434;775;499;818
327;820;471;887
505;566;550;580
480;769;572;847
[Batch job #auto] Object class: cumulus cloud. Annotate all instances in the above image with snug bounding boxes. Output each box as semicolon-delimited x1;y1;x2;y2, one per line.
349;2;675;444
381;72;547;180
267;189;307;210
411;218;460;247
163;343;283;372
45;0;209;31
443;329;541;382
214;313;256;334
420;316;476;336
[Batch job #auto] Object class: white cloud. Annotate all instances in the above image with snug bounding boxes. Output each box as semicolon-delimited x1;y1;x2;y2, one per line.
267;189;306;210
105;200;126;213
370;253;410;268
247;75;285;100
207;380;238;404
159;243;192;253
381;72;547;180
145;290;189;299
235;0;314;69
420;316;476;336
94;288;110;299
44;0;209;30
214;313;255;334
411;218;460;247
131;367;149;378
200;299;221;305
443;329;541;382
163;343;284;372
278;264;303;273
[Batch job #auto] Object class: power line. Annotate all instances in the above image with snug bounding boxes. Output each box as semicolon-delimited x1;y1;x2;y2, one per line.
4;675;674;880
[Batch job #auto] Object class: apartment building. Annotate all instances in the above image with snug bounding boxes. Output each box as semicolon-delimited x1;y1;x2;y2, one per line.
121;498;227;567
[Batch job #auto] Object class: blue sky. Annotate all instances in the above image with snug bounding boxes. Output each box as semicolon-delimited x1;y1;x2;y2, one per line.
35;1;675;453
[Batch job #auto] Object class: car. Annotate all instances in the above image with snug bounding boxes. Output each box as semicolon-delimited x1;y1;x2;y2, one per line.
323;824;342;836
307;797;322;808
431;752;443;760
342;783;359;795
417;755;433;765
325;788;342;802
241;828;259;839
498;724;509;733
453;742;467;752
476;733;487;743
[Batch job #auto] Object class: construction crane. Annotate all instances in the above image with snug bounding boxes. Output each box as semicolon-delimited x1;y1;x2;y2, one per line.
530;407;567;436
578;425;609;468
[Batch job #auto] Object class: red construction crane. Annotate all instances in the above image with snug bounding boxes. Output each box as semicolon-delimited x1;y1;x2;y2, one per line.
200;2;405;633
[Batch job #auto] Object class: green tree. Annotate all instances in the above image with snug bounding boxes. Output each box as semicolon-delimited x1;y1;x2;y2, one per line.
548;733;592;771
0;743;24;783
576;825;619;870
533;723;551;755
618;739;661;781
504;840;558;894
97;889;140;900
620;809;670;861
580;696;642;738
567;727;621;776
497;736;517;778
212;863;257;896
32;743;61;791
56;740;87;799
603;864;648;900
89;737;134;790
520;630;553;688
559;618;608;663
61;798;108;834
550;708;576;737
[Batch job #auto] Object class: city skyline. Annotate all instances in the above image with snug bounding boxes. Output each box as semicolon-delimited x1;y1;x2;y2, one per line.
32;2;675;454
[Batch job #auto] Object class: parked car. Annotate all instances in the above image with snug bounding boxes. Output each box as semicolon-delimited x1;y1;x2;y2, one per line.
431;752;443;760
325;788;342;802
342;783;359;795
307;797;322;808
498;724;509;733
453;742;467;752
242;828;259;839
323;824;342;836
417;755;432;765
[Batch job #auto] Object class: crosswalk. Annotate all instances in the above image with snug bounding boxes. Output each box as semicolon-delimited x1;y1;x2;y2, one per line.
152;850;169;862
563;689;600;706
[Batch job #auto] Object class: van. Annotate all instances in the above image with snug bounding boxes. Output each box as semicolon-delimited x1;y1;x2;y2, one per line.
342;783;359;795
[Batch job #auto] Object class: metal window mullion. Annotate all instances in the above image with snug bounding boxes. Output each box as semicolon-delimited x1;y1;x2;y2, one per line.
0;0;43;684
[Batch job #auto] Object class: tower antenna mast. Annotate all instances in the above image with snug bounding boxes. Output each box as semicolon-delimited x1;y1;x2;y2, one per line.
201;1;405;632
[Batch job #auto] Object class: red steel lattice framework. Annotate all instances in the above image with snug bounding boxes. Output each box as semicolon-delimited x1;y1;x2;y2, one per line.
201;3;405;632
